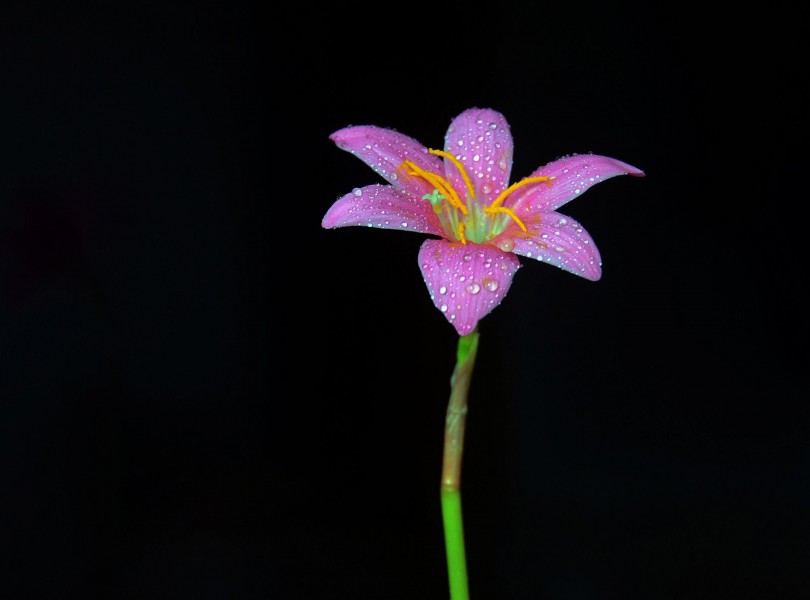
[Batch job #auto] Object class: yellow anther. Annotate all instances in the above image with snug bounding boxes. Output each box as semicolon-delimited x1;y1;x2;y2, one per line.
488;175;553;210
401;160;468;215
485;205;528;232
428;149;476;202
457;221;467;245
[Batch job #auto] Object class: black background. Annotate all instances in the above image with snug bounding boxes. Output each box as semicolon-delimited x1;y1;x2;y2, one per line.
1;1;806;599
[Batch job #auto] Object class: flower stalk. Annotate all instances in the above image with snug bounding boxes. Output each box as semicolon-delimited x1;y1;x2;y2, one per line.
441;327;479;600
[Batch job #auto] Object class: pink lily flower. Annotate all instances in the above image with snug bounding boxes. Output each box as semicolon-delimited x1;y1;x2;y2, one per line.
322;108;645;336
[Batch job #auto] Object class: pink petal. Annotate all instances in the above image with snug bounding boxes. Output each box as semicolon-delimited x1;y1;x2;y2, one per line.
496;212;602;281
443;108;513;207
322;184;444;235
510;153;645;214
330;125;443;198
418;239;521;336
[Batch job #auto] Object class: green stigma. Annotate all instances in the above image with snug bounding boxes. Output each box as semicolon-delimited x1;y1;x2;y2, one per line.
422;189;446;215
422;188;445;206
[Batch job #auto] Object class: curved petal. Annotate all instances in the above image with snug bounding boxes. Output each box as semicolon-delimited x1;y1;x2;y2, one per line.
418;239;521;336
494;211;602;280
510;154;645;214
330;125;443;198
322;184;444;235
443;108;513;207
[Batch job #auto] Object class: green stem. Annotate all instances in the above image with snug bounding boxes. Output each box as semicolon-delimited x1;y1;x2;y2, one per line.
441;327;479;600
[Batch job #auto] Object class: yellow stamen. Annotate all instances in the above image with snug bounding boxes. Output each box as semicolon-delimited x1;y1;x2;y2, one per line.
486;206;527;232
401;160;468;215
428;149;476;202
487;175;553;210
457;221;467;245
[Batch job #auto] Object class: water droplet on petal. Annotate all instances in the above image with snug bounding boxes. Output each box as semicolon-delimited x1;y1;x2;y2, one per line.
497;238;515;252
483;279;499;292
440;304;448;312
439;286;447;294
466;283;481;294
462;252;472;262
353;188;363;196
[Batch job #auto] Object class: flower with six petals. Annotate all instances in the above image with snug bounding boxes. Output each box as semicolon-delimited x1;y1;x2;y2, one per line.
322;108;645;336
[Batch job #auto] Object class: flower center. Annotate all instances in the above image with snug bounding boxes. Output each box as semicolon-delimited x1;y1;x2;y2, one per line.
400;149;552;244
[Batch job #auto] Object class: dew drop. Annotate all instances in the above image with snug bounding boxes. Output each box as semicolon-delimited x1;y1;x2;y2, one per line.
352;188;363;196
439;286;447;294
466;283;481;294
462;252;472;262
440;304;448;312
482;183;492;194
483;279;499;292
497;238;515;252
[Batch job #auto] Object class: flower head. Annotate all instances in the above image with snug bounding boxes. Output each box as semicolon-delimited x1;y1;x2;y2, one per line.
322;108;645;336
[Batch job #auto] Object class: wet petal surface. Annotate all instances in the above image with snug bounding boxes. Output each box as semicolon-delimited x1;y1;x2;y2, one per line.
322;184;443;235
418;239;521;336
330;126;441;198
498;212;602;281
511;154;645;213
443;108;514;207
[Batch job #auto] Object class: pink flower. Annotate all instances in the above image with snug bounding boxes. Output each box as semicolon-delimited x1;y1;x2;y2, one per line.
322;108;645;336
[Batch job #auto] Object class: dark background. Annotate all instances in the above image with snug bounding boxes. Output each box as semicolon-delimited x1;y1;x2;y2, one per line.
1;1;806;599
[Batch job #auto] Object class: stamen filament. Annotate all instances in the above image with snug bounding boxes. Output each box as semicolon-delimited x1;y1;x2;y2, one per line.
487;175;552;210
429;149;476;203
403;160;468;215
485;206;527;232
457;221;467;245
